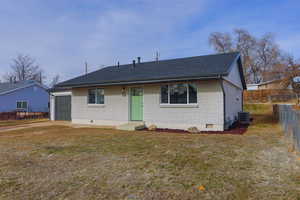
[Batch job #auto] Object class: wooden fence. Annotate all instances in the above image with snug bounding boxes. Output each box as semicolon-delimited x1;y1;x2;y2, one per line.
244;89;296;103
0;112;49;120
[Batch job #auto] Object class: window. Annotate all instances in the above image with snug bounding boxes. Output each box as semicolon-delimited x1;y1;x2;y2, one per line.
170;84;187;104
16;101;28;110
88;88;104;104
160;83;198;104
188;84;197;103
161;85;169;104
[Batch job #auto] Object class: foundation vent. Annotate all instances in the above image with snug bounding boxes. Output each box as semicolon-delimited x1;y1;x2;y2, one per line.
206;124;214;129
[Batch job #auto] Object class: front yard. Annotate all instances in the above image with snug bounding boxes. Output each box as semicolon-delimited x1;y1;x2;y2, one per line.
0;119;49;128
0;104;299;199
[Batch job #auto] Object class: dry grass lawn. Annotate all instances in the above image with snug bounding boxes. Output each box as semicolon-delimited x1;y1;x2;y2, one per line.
0;104;299;200
0;119;49;128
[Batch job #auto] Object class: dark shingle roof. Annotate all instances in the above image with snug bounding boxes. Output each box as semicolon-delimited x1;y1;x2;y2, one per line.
57;52;243;88
0;80;48;95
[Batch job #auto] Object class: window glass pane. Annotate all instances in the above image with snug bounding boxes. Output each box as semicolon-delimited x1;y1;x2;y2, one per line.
188;84;197;103
96;89;104;104
88;89;96;104
132;88;143;96
170;84;187;104
160;85;169;103
17;101;27;109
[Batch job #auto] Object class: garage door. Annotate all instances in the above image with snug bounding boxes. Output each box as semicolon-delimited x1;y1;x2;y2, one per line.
55;96;71;121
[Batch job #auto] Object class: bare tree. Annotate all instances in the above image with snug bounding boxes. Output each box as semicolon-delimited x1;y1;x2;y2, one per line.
50;74;60;87
209;32;233;53
280;55;300;86
256;33;282;82
209;29;285;84
3;54;44;83
280;56;300;104
234;29;256;82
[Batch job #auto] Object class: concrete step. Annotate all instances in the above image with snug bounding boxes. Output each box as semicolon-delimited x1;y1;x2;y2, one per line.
116;122;146;131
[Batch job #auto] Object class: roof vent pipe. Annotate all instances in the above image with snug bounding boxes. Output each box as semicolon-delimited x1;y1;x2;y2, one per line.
117;61;120;68
137;57;141;64
133;60;136;68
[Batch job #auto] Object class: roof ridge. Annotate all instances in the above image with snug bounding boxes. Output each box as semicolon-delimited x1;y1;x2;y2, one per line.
94;51;240;70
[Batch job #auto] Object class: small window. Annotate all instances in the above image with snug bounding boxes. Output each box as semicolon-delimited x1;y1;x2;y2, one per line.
160;83;198;104
16;101;28;110
88;88;104;104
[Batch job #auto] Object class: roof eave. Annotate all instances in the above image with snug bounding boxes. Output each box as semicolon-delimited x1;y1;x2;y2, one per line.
56;75;223;89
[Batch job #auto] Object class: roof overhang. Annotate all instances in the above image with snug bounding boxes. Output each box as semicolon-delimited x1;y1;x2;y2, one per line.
235;54;247;90
56;75;222;89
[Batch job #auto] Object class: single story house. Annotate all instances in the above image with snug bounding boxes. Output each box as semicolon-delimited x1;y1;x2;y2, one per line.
51;52;246;131
0;80;49;113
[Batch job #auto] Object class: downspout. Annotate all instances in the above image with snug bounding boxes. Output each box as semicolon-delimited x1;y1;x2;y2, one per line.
219;76;226;131
241;90;244;111
49;93;55;121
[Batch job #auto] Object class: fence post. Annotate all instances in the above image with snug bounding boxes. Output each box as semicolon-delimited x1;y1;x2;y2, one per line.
273;104;279;121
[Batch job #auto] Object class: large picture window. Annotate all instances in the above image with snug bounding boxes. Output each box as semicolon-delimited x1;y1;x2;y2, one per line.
16;101;28;110
88;88;104;104
160;83;198;104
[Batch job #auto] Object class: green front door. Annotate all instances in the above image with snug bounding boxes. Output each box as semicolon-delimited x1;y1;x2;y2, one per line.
130;88;143;121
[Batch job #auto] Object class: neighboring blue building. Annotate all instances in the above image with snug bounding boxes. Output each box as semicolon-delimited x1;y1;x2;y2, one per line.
0;80;49;113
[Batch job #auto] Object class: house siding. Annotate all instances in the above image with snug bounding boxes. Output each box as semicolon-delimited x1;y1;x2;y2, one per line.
72;86;129;126
224;61;243;89
223;80;243;128
143;80;224;131
0;85;49;112
222;59;244;129
71;80;224;131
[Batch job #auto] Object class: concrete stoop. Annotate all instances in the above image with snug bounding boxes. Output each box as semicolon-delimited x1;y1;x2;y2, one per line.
116;122;146;131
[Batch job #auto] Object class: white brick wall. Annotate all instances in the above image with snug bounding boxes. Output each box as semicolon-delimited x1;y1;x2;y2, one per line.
143;80;224;131
72;86;129;126
71;80;225;131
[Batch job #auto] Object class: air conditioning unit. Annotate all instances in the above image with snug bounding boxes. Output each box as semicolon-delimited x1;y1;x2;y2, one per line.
238;112;250;125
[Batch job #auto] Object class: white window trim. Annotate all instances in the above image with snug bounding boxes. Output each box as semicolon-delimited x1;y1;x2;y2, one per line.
160;104;199;108
87;88;105;105
160;83;198;106
87;104;106;107
16;100;28;111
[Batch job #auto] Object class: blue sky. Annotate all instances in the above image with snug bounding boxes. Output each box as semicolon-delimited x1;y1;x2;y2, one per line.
0;0;299;83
